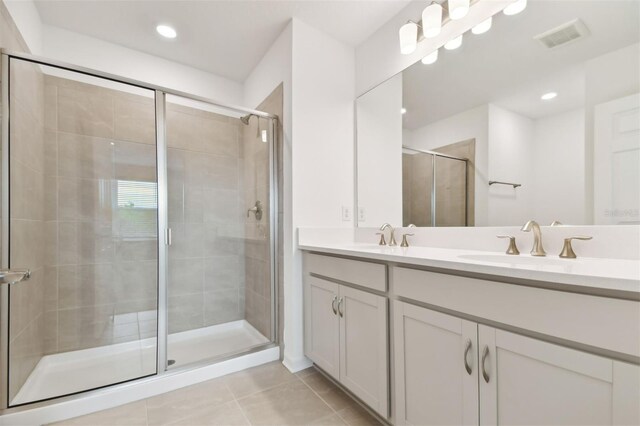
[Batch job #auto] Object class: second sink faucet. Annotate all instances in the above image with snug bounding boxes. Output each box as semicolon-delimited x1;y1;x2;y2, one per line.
379;223;397;246
521;220;546;256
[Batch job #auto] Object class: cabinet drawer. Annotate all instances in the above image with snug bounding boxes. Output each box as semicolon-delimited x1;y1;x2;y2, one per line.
393;266;640;358
305;253;387;292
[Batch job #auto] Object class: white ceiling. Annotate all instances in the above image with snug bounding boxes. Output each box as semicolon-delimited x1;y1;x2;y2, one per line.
34;0;411;82
401;0;640;130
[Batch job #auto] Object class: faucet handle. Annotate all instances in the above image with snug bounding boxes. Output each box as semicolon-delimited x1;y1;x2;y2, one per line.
400;233;414;248
559;236;592;259
376;232;387;246
497;235;520;255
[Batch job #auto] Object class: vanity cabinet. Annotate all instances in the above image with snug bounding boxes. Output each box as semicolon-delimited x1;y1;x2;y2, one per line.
394;300;640;426
394;301;479;425
479;325;640;425
304;274;389;417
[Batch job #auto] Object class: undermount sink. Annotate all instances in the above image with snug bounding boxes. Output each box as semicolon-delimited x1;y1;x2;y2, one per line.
458;254;574;267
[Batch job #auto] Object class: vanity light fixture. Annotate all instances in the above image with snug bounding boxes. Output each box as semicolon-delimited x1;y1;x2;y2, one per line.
398;22;419;55
156;24;177;39
504;0;527;16
541;92;558;100
401;108;408;114
422;2;443;38
472;17;493;35
448;0;470;20
421;49;439;65
399;22;419;54
444;34;463;50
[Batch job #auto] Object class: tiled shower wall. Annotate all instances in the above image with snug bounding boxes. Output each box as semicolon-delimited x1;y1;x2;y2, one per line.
166;102;246;333
243;84;283;342
1;2;48;400
43;75;158;354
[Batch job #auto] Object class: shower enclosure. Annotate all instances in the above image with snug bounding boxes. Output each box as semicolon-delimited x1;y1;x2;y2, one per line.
402;146;469;227
0;50;278;408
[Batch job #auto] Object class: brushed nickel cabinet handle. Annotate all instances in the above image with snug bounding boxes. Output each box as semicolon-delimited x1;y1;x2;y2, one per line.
331;296;338;315
337;297;344;317
481;345;490;383
463;339;473;375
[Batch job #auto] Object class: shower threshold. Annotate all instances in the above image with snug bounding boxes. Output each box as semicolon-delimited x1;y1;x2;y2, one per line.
11;320;269;405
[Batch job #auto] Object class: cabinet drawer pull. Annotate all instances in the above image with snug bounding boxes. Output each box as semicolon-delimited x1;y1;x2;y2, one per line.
331;296;338;315
337;297;344;317
463;339;473;375
481;345;490;383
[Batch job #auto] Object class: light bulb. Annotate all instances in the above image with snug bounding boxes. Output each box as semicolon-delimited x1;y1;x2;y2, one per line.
156;25;177;39
472;17;492;35
422;3;443;39
421;49;439;65
504;0;527;16
448;0;470;20
399;22;418;55
401;108;407;114
541;92;557;101
444;34;463;50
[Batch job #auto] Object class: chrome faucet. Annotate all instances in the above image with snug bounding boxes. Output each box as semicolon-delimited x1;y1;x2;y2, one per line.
379;223;397;246
521;220;546;256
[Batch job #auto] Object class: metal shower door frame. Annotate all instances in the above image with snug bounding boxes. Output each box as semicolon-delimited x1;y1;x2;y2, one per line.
0;49;279;411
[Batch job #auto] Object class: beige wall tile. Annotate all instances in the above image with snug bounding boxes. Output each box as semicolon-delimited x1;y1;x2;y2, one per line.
114;140;157;182
114;97;155;145
57;133;114;179
57;85;114;138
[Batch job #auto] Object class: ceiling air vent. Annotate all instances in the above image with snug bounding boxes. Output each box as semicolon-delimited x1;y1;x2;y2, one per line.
534;19;590;49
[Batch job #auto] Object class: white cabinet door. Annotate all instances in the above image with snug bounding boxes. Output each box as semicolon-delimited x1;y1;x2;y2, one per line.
304;276;340;380
339;285;388;417
479;325;640;425
394;301;479;426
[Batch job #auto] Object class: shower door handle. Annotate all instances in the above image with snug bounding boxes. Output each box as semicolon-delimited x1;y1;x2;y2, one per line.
0;269;31;285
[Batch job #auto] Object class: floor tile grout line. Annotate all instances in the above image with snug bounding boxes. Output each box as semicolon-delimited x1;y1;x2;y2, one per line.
297;373;340;416
230;371;302;402
233;398;254;426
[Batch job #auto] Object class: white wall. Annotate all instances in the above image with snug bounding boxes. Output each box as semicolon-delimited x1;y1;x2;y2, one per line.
355;0;513;96
407;105;490;225
285;19;355;371
584;43;640;223
3;0;42;54
487;105;534;226
41;26;243;105
532;108;586;225
356;73;403;227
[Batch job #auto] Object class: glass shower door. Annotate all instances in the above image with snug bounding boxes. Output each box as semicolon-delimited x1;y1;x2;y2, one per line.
3;57;159;406
164;94;275;369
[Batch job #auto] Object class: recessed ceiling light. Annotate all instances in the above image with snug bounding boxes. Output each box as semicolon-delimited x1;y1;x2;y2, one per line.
156;25;177;39
541;92;558;101
401;108;407;114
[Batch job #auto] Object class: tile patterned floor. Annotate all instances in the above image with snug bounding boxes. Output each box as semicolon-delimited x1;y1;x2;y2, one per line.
53;362;382;426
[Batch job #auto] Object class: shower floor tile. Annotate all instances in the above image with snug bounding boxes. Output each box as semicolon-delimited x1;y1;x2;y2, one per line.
12;320;268;405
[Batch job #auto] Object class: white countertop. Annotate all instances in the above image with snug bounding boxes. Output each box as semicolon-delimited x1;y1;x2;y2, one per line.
298;242;640;298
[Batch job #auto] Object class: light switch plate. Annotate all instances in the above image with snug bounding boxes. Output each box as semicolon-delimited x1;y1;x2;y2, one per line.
342;206;351;221
358;207;366;222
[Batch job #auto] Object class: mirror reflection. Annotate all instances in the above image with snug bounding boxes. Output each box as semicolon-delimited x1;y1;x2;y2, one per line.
356;0;640;227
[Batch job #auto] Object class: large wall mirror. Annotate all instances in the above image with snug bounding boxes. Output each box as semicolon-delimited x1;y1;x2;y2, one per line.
356;0;640;227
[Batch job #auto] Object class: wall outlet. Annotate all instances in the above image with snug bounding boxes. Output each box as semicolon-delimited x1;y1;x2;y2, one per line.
358;207;366;222
342;206;351;221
